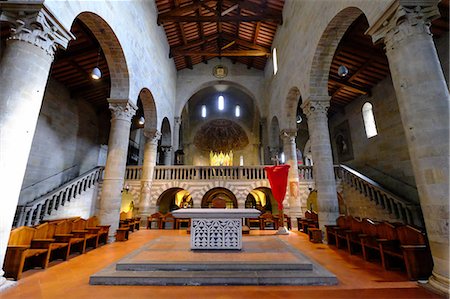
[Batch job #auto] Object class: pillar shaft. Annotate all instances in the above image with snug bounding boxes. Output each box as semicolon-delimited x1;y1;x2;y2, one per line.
368;1;448;292
99;100;136;235
0;6;72;286
303;99;339;230
139;130;161;216
172;117;181;164
281;130;301;222
161;146;172;165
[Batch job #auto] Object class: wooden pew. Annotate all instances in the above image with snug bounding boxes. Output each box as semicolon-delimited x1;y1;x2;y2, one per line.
359;219;383;262
297;210;318;233
53;219;86;256
325;215;351;247
33;222;70;262
87;216;110;245
344;217;364;255
380;224;433;280
72;218;101;250
4;227;50;280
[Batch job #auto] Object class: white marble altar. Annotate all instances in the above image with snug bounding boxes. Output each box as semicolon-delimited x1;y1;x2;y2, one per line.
172;209;260;250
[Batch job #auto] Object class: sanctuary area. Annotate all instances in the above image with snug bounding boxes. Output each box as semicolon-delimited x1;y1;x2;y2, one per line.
0;0;448;298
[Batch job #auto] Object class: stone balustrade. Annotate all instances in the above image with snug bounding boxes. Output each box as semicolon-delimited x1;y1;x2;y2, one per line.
14;167;104;227
334;164;422;227
125;165;315;181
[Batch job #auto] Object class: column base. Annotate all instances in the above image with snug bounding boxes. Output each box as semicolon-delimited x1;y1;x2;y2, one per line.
425;271;450;296
0;271;16;293
276;227;289;235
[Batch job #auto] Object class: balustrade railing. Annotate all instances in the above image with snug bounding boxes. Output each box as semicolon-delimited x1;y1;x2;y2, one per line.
334;164;422;227
124;165;315;181
14;167;104;227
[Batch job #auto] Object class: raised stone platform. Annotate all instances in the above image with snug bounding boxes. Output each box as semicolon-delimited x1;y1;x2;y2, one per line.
90;236;338;286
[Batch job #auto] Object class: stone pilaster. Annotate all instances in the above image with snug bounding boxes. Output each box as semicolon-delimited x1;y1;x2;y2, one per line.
139;129;161;218
99;100;136;236
281;129;301;225
172;117;181;164
0;4;73;287
160;146;173;165
303;98;339;232
367;1;449;293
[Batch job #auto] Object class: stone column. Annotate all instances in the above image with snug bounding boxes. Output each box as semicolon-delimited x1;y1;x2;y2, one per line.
172;116;181;164
99;100;136;236
281;130;302;227
268;147;280;164
139;130;161;219
368;1;449;293
303;98;339;231
0;5;72;287
160;146;172;165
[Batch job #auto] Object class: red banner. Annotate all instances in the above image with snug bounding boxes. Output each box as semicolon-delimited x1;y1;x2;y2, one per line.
264;165;290;210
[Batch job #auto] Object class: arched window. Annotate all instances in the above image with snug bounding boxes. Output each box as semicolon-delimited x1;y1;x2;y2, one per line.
201;105;207;118
272;48;278;75
362;102;378;138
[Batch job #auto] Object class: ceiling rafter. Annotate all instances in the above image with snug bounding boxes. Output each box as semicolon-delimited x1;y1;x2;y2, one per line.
157;14;282;24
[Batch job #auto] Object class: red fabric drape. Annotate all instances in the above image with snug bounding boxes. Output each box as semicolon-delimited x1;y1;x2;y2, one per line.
264;165;290;210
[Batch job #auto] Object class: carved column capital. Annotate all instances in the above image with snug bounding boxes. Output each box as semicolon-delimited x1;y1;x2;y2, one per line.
108;99;137;122
280;129;297;142
302;99;330;118
174;116;181;126
144;129;162;144
160;145;173;153
0;5;74;58
367;1;440;52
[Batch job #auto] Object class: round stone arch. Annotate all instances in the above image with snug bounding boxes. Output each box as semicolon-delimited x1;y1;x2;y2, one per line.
160;117;172;147
201;187;238;208
177;80;260;118
138;88;158;133
269;116;281;152
283;87;302;130
75;12;130;99
149;181;199;207
308;7;365;99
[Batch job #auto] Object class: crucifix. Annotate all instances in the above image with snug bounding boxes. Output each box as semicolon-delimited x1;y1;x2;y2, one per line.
271;154;280;166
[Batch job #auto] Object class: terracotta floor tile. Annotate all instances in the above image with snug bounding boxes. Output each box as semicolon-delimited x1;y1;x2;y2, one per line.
0;229;443;299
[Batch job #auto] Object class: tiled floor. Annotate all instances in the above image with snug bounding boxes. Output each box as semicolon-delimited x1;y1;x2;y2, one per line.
0;229;443;299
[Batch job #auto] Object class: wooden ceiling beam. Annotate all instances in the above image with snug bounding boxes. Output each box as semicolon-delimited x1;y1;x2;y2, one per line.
158;0;216;19
329;78;370;96
171;49;270;57
158;14;282;24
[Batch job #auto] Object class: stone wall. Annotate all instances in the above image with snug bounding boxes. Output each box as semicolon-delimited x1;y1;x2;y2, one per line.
19;79;102;205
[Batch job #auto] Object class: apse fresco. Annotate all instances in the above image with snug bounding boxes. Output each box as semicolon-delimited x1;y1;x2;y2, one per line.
193;119;249;152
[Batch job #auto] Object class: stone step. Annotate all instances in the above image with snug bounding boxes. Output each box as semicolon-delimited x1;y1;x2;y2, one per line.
116;261;313;271
90;269;338;286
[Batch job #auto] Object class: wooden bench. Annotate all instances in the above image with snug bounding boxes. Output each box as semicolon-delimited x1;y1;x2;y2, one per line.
4;226;50;280
72;218;101;250
325;215;351;247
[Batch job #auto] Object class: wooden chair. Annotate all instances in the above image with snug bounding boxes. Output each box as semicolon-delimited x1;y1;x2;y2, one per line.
297;210;318;233
161;212;176;229
147;212;163;229
4;226;50;280
259;212;278;230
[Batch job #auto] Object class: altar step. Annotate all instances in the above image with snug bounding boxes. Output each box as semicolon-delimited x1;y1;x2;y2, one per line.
89;268;337;286
90;236;338;286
